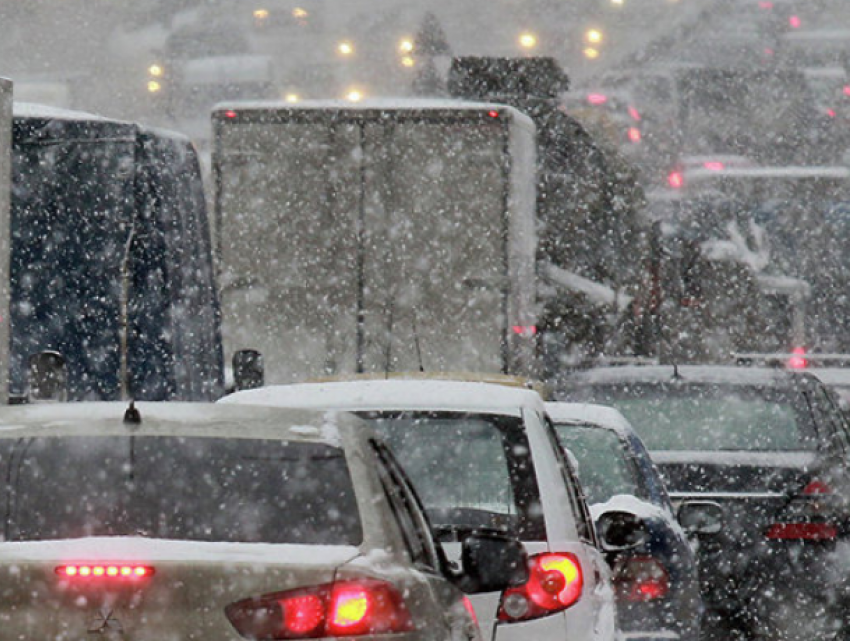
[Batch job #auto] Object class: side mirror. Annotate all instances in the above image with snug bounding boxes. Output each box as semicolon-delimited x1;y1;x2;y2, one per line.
678;500;724;536
28;351;68;403
233;349;264;391
459;531;528;594
596;510;650;552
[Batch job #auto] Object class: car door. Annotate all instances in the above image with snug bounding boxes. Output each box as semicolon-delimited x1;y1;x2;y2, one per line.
371;440;481;641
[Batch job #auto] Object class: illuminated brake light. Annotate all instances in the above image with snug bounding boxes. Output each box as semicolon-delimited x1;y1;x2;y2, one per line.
513;325;538;337
587;93;608;105
758;0;773;8
628;127;642;143
56;565;155;579
628;106;641;122
226;578;413;639
703;161;725;171
803;480;832;496
488;110;500;118
787;347;807;369
827;109;837;118
789;15;801;28
668;171;684;189
766;522;837;540
498;552;583;622
613;556;669;602
844;86;850;97
224;110;238;119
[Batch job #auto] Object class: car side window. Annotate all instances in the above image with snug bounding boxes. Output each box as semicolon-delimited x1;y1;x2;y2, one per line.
534;411;598;546
371;440;441;573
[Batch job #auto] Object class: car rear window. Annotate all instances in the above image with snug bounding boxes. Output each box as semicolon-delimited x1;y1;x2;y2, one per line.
569;385;818;452
0;436;362;545
555;424;643;505
360;412;546;541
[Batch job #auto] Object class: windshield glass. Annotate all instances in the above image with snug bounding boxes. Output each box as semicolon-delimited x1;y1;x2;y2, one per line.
555;424;642;505
360;412;546;541
570;385;816;452
0;436;362;545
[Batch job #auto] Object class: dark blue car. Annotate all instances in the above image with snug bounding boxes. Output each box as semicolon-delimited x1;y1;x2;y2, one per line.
547;402;703;641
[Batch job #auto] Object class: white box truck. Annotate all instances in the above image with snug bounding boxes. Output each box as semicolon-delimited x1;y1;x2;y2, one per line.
213;100;538;384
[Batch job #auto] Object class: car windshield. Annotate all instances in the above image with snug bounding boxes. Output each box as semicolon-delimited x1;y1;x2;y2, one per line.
360;412;546;541
570;385;817;452
0;436;362;545
555;424;643;505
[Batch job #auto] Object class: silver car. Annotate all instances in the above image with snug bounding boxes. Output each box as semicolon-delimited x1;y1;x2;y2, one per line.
0;402;520;640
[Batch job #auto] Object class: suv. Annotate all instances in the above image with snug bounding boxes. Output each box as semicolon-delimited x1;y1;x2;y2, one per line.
561;365;850;641
222;378;624;641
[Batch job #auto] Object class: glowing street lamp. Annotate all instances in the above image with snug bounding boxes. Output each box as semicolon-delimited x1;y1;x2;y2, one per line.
337;41;355;57
518;32;538;50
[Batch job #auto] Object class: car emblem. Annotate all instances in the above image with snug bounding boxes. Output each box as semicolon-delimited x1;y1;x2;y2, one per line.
88;607;125;637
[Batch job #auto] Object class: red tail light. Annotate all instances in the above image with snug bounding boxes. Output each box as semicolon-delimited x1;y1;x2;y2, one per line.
628;127;642;143
787;347;807;369
628;106;641;122
789;15;801;28
56;565;154;579
668;171;684;189
498;552;583;622
613;556;669;602
587;93;608;105
703;161;725;171
226;578;414;639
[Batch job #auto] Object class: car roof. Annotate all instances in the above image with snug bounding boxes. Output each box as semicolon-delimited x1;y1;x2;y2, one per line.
564;365;813;389
221;379;545;417
0;402;358;444
545;402;635;438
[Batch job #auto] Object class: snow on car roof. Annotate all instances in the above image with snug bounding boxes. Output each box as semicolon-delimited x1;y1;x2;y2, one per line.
0;402;351;445
565;365;806;388
545;402;635;438
221;379;546;417
0;537;360;566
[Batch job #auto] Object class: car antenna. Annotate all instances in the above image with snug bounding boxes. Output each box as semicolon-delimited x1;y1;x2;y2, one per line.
412;313;425;373
384;296;395;379
123;400;142;427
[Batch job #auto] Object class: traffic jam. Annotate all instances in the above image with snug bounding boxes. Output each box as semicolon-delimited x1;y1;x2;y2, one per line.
2;0;850;638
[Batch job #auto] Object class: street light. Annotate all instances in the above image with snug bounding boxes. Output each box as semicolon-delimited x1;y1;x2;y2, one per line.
585;28;603;45
399;38;415;54
337;41;355;57
518;32;538;50
148;64;164;78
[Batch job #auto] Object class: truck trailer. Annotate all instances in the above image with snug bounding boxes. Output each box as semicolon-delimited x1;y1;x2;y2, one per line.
213;100;538;384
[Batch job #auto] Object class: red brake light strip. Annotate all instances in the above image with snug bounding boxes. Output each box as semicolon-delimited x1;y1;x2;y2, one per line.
56;565;155;578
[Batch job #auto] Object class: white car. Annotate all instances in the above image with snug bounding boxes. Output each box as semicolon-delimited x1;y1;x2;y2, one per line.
0;401;513;640
221;378;621;641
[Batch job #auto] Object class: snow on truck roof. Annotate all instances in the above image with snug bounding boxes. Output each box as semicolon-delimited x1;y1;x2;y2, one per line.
212;98;536;128
221;378;547;417
13;101;116;122
0;402;352;445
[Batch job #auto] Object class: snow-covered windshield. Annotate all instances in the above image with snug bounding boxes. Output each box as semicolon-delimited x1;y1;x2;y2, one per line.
0;436;362;545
